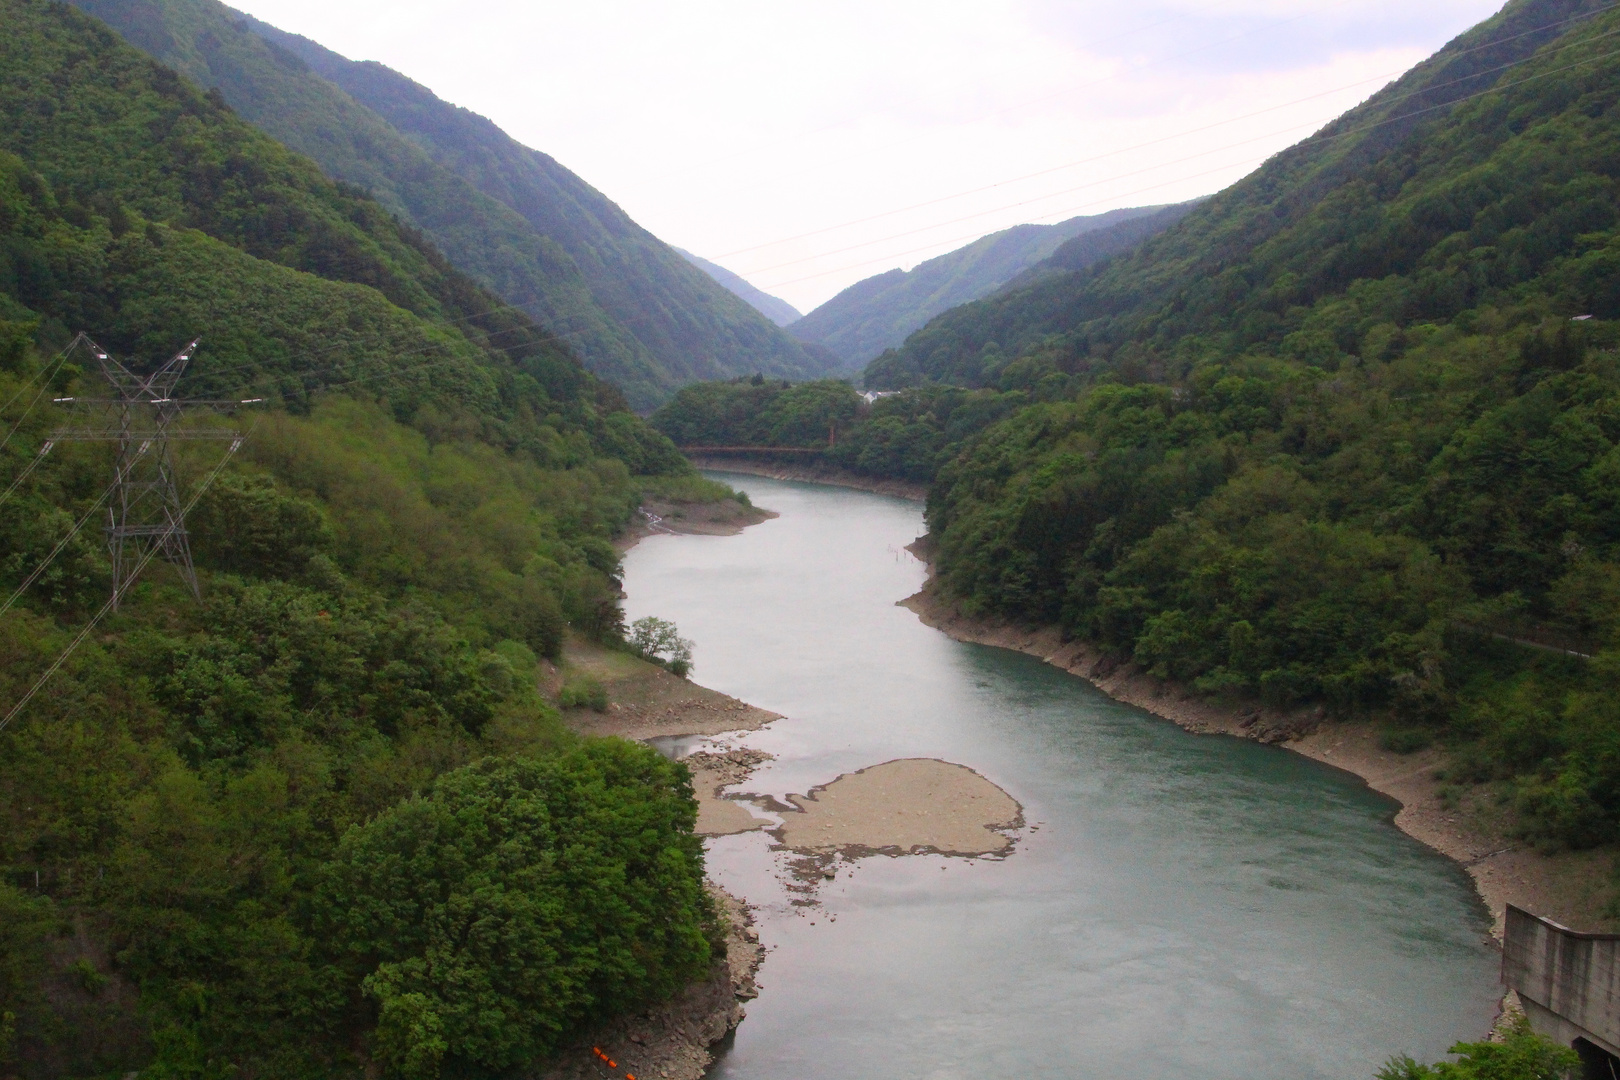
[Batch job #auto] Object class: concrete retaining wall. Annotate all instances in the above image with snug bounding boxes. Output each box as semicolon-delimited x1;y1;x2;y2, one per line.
1503;904;1620;1057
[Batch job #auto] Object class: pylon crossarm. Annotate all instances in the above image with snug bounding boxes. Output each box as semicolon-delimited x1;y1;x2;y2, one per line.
51;398;262;408
48;429;243;441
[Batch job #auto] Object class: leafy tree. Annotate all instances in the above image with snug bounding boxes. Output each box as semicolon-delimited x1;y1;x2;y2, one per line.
629;616;695;677
320;747;711;1078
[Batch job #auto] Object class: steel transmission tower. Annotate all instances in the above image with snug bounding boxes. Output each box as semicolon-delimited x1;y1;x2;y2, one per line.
51;338;249;608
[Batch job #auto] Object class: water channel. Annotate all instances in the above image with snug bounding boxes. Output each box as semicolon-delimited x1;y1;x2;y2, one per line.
621;473;1501;1080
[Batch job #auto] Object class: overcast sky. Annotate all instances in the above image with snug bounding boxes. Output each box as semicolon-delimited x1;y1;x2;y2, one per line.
228;0;1506;312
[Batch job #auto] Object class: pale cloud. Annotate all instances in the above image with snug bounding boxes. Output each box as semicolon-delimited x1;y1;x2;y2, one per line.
225;0;1506;309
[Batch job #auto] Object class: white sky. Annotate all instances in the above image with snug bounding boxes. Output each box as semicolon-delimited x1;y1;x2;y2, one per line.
228;0;1507;312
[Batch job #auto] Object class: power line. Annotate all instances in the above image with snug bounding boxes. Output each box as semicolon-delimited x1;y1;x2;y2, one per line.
740;14;1620;284
678;0;1376;195
0;335;86;455
0;426;249;737
0;477;118;619
756;32;1620;291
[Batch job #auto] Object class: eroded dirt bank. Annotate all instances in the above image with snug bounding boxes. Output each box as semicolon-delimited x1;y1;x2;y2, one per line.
901;582;1616;935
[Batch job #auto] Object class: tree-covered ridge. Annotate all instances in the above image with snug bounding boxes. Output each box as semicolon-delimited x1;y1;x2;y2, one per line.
799;203;1191;371
0;1;728;1072
65;0;654;399
69;0;833;408
650;376;1032;484
651;377;863;450
865;0;1617;390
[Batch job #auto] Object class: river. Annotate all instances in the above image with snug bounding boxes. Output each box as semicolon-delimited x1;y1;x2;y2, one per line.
621;473;1500;1080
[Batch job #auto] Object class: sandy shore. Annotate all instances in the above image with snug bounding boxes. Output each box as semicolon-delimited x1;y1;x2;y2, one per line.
774;758;1022;856
686;455;927;501
901;583;1617;935
682;750;1025;860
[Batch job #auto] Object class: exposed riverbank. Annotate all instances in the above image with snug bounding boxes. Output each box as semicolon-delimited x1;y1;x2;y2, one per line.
685;455;927;501
900;578;1616;935
551;641;769;1080
616;493;777;552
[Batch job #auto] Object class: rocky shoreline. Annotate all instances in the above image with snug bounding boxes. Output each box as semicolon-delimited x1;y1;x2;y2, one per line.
537;887;764;1080
900;579;1616;935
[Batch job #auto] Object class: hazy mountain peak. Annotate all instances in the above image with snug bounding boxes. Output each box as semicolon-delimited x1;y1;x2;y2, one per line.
675;249;802;327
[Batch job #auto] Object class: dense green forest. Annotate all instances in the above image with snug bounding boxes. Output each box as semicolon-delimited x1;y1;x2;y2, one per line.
0;1;733;1073
906;0;1620;849
64;0;834;408
650;376;1030;484
668;0;1620;852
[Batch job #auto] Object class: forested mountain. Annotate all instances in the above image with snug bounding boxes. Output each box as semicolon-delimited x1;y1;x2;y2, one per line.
66;0;832;408
835;0;1620;848
864;0;1616;390
0;0;728;1071
676;248;802;327
792;204;1192;368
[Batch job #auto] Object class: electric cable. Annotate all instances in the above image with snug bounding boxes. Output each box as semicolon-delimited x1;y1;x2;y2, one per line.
758;34;1620;289
0;476;120;618
0;441;57;511
712;0;1620;265
743;19;1620;284
0;424;253;736
0;335;85;455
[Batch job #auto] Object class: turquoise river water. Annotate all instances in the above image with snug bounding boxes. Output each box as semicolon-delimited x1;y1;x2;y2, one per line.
620;473;1501;1080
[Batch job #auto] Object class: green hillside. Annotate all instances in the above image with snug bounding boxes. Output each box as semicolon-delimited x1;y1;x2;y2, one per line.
856;0;1620;847
70;0;828;408
0;0;730;1072
795;204;1192;369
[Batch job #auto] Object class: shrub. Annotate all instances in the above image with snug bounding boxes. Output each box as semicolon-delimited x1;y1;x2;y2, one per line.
1376;1014;1578;1079
558;674;608;712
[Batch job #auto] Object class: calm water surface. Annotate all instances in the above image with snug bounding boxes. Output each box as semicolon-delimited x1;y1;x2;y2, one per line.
621;474;1499;1080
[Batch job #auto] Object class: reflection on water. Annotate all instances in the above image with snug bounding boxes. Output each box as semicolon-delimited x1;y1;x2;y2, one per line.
621;473;1499;1080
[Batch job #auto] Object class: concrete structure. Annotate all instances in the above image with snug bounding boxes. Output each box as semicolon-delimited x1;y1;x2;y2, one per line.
1503;904;1620;1072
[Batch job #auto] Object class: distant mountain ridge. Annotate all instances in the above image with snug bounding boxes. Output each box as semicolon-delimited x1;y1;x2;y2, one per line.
675;248;801;327
790;204;1194;367
69;0;833;407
